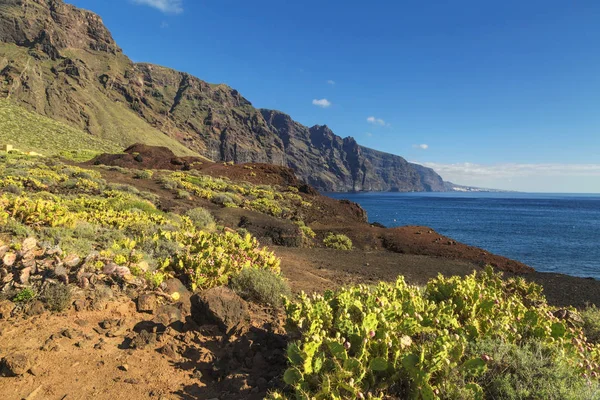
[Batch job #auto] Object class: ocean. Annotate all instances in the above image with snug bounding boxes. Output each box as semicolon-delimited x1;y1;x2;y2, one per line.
326;192;600;279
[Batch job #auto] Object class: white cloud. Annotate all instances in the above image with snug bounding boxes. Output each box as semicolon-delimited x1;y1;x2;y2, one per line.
327;80;336;85
419;162;600;192
160;21;170;28
132;0;183;14
367;116;386;126
366;132;373;137
421;162;600;179
312;98;332;108
413;144;429;150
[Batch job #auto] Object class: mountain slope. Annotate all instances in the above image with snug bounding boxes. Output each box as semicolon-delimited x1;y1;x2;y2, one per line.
0;0;446;191
0;98;119;155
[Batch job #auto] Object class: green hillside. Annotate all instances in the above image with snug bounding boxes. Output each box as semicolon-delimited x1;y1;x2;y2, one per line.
0;98;121;156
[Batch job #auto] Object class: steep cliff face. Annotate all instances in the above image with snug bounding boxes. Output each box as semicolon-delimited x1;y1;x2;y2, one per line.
260;109;446;191
0;0;448;192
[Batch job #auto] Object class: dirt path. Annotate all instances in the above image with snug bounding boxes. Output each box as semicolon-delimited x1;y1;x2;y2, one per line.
275;246;600;309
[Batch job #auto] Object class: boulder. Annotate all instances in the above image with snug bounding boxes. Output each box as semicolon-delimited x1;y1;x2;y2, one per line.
191;287;250;335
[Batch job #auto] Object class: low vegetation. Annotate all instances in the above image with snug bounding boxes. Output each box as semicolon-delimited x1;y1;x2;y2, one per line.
0;153;280;292
159;170;310;220
323;232;353;250
2;153;600;399
231;267;292;308
0;99;120;158
271;268;600;399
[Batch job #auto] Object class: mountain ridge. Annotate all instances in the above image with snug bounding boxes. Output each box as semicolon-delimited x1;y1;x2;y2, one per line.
0;0;447;192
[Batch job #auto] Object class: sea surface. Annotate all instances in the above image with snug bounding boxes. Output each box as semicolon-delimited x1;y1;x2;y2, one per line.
326;192;600;279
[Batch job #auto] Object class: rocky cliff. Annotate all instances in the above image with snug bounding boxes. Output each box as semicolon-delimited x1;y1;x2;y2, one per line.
0;0;447;192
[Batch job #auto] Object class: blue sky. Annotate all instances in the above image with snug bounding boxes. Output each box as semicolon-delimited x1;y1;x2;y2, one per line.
67;0;600;192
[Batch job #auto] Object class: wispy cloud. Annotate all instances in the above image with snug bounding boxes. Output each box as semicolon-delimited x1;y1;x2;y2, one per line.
416;162;600;192
421;162;600;179
367;116;387;126
327;80;336;85
312;98;332;108
160;21;170;28
132;0;183;14
413;144;429;150
366;132;373;137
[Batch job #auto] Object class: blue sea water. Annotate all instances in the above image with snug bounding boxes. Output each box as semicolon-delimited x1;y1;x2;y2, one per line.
326;192;600;279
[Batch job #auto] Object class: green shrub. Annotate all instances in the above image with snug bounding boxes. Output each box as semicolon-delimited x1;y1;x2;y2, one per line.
274;268;600;399
13;288;36;303
4;184;22;194
169;231;280;291
323;232;353;250
249;198;283;216
231;267;291;307
185;207;215;230
582;305;600;344
0;219;34;239
462;339;600;400
42;284;72;312
295;221;316;247
134;169;154;179
213;193;237;207
176;190;191;199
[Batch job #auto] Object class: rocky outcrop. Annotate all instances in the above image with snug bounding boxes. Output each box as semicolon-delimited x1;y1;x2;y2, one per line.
0;0;120;57
0;0;448;192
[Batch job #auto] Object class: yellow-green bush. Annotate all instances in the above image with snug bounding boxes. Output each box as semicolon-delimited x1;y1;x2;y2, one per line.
273;269;600;399
167;231;281;291
323;232;353;250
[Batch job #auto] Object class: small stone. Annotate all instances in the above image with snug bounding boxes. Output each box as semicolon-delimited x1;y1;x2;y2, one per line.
28;365;41;376
22;237;37;251
114;266;131;278
154;305;182;326
46;245;62;256
2;252;16;267
130;330;156;350
158;342;179;359
119;364;129;372
0;245;9;258
73;299;87;312
74;319;89;327
79;276;90;289
193;369;203;380
103;263;117;275
54;264;68;284
137;294;157;313
137;261;149;273
2;353;32;376
99;319;121;330
124;378;140;384
26;301;45;316
61;329;73;339
63;254;81;268
0;300;15;319
18;267;32;284
106;326;128;338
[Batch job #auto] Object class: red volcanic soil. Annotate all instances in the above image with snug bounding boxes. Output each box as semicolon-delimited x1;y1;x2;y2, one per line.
89;143;306;188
